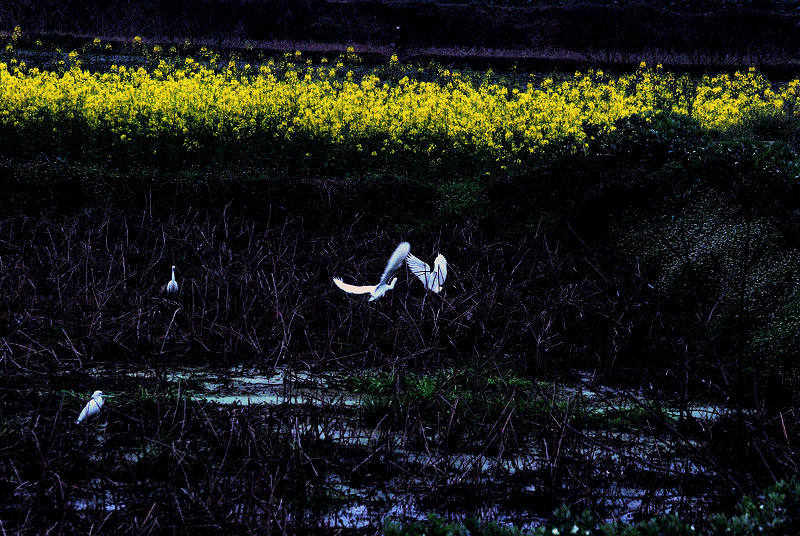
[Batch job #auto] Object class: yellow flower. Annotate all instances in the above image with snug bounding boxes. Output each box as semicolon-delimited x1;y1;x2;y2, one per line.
0;44;791;174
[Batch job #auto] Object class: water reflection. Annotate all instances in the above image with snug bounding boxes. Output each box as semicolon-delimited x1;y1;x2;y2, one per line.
76;364;728;527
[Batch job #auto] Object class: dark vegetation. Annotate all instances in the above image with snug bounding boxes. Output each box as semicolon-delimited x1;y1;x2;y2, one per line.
1;9;800;533
2;106;800;532
387;479;800;535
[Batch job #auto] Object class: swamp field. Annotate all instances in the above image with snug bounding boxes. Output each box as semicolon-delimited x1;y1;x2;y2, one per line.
1;10;800;534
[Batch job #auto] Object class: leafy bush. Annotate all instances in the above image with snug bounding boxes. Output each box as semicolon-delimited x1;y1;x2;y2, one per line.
725;109;800;148
588;111;709;165
688;139;800;222
709;480;800;536
386;480;800;536
750;296;800;402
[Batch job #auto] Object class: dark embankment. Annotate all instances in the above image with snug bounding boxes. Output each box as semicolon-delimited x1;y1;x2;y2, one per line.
4;0;800;72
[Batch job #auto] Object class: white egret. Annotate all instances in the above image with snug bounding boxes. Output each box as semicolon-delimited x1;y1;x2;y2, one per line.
333;241;410;301
166;265;178;295
406;252;447;293
76;390;104;424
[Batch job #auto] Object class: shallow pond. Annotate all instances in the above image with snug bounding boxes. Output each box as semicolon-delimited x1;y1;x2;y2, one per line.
65;364;731;529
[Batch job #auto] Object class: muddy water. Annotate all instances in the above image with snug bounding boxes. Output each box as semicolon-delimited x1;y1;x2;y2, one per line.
74;364;727;529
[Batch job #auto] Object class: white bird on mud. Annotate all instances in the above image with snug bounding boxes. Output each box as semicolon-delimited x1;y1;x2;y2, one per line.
166;265;178;295
76;390;104;425
333;242;410;302
406;252;447;293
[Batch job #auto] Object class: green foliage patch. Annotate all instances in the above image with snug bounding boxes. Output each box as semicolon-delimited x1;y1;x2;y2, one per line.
386;480;800;536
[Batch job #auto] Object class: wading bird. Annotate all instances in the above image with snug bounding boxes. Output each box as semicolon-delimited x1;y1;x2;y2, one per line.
76;390;104;424
406;252;447;293
333;242;410;301
166;265;178;295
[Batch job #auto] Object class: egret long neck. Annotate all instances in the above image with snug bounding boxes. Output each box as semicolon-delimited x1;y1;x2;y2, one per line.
171;267;176;281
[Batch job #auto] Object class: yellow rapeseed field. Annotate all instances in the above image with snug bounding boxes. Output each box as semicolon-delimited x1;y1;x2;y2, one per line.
0;52;795;172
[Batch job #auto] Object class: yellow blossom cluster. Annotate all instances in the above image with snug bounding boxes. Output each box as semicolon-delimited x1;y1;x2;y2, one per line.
0;58;795;172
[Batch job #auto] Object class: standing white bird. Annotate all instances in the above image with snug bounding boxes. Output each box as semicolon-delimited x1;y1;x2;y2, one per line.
166;265;178;295
76;390;104;424
333;242;410;301
406;252;447;293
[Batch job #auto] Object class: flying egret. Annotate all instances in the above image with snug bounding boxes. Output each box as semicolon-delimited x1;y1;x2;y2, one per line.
166;265;178;295
406;252;447;293
333;242;410;301
76;390;104;424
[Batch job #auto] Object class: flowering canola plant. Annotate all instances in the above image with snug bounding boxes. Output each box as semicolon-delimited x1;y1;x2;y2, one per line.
0;55;795;173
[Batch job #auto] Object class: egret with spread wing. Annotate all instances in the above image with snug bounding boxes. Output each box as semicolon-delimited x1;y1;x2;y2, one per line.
406;252;447;293
333;242;410;301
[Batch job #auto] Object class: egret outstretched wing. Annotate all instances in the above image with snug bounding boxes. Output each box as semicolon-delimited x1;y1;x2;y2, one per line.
407;252;447;293
333;278;376;294
406;253;432;283
333;242;410;301
377;242;410;287
433;254;447;289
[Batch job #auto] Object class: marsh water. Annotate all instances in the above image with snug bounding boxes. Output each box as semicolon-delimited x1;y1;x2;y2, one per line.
61;363;727;530
0;207;763;534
